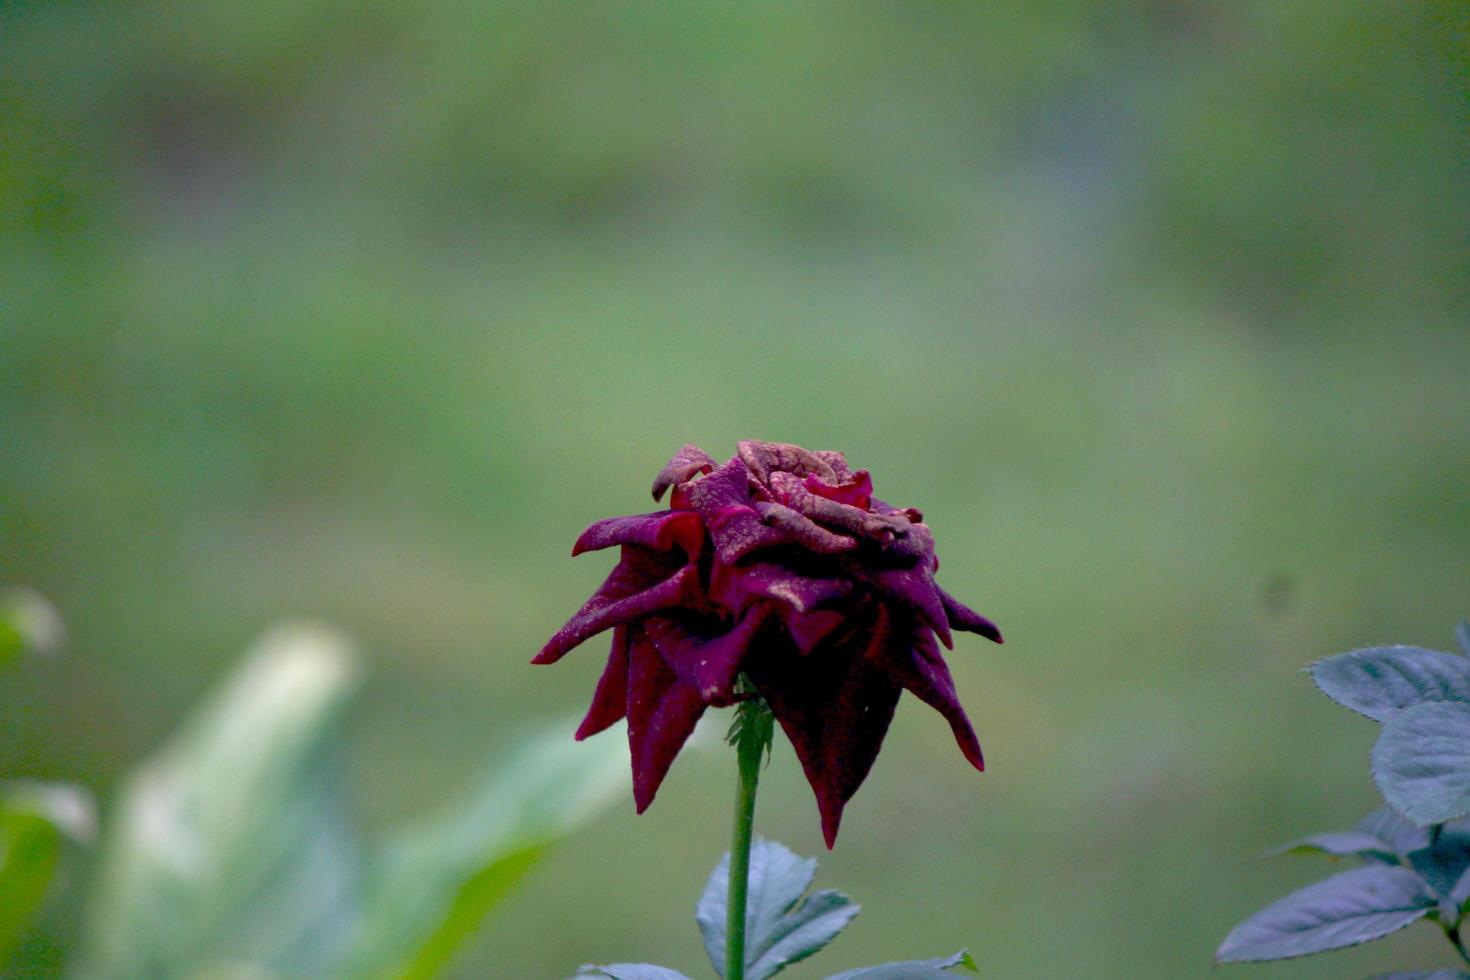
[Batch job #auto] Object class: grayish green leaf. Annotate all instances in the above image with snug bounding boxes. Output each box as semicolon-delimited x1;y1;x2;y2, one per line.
1407;828;1470;902
1272;832;1397;861
1215;865;1434;962
824;950;977;979
1373;701;1470;826
340;715;629;979
697;838;859;980
1357;806;1431;857
575;965;694;980
1310;647;1470;723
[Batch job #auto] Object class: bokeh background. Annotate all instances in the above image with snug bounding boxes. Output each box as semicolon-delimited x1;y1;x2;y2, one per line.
3;1;1469;976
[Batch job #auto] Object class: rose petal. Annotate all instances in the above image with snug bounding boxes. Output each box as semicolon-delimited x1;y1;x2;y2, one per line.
811;450;854;481
752;501;857;555
879;622;984;771
804;470;873;511
626;626;707;812
533;558;701;664
939;587;1003;643
651;444;717;502
644;605;774;705
768;471;897;543
861;564;953;649
737;440;838;485
707;506;795;564
780;607;845;655
746;614;902;848
573;510;705;558
575;625;630;739
709;561;852;617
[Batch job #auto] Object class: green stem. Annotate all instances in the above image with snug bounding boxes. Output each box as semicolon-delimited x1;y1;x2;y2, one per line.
726;701;766;980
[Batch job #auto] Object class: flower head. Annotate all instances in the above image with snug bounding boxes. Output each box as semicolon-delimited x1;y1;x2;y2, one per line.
534;441;1002;846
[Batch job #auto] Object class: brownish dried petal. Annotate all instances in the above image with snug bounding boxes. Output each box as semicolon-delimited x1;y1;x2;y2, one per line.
651;444;717;502
737;440;837;485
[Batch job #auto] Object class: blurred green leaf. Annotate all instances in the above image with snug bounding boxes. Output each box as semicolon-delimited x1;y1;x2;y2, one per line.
1372;973;1470;979
76;622;364;979
1215;865;1433;963
339;716;628;979
1373;702;1470;826
0;781;95;966
0;804;62;965
0;586;65;668
0;619;22;672
73;621;628;979
1309;647;1470;723
697;838;859;980
823;950;977;979
1457;621;1470;658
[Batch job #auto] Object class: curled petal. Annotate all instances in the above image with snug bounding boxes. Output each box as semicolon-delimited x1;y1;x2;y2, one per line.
651;444;717;502
879;623;984;771
768;471;898;543
573;510;704;558
753;501;857;554
710;561;853;617
626;626;707;812
747;615;902;848
860;564;952;649
685;456;752;512
737;440;838;485
811;450;854;481
804;469;873;510
534;559;701;665
575;626;630;739
707;506;794;564
644;605;775;705
939;587;1003;643
871;497;924;524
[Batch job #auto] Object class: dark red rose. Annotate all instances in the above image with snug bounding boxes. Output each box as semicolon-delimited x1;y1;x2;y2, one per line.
534;441;1001;846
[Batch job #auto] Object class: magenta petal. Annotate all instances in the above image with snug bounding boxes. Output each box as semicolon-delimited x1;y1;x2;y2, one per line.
626;626;707;812
804;469;873;510
710;561;852;617
534;559;700;665
644;605;773;705
939;588;1003;643
746;621;902;848
573;510;704;558
651;444;717;502
575;626;630;739
882;625;984;771
780;607;845;655
708;507;794;564
866;564;953;649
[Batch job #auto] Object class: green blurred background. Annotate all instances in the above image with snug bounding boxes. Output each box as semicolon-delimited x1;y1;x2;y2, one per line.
3;1;1468;976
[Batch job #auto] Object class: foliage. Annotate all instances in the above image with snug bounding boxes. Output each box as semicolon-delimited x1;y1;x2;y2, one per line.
577;838;975;980
0;591;94;967
1219;622;1470;973
4;620;630;980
